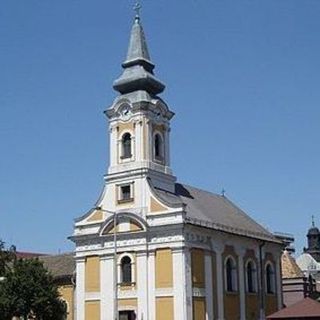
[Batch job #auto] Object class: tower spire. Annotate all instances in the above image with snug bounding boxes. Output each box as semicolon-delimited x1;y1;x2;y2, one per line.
113;4;165;96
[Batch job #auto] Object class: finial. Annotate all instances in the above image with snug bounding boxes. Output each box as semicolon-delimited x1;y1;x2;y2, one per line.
221;188;226;197
312;215;315;227
134;1;142;21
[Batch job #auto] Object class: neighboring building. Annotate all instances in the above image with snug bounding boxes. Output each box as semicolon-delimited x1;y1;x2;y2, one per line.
267;297;320;320
69;10;284;320
297;221;320;286
40;253;75;320
303;220;320;262
281;250;312;307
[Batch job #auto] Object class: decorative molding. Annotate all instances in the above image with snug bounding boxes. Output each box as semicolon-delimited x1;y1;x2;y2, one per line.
155;287;173;297
192;287;206;297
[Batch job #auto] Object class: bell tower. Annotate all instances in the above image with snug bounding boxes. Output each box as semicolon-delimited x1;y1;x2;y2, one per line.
105;11;176;193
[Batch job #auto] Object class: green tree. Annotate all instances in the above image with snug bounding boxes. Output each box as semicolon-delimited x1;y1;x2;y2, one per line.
0;239;16;276
0;256;66;320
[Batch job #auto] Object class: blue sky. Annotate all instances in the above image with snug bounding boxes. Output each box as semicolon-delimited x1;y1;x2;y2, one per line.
1;0;319;254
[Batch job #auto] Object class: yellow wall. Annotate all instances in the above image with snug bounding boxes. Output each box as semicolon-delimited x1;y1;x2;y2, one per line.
58;285;74;320
155;248;173;288
85;301;100;320
246;294;259;320
87;210;103;222
191;249;205;288
224;294;240;320
156;297;174;320
85;256;100;292
265;295;277;316
193;298;206;320
118;298;138;307
150;197;168;213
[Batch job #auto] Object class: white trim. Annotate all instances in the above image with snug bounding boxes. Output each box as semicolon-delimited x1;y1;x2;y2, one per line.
238;254;246;320
215;248;224;320
101;256;114;320
173;249;187;320
224;255;238;292
76;259;85;320
265;261;276;294
205;253;213;320
245;259;258;293
137;252;148;320
118;253;136;284
148;251;156;320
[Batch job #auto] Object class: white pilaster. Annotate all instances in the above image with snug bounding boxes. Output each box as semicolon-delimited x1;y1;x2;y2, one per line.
148;251;156;320
76;258;86;320
137;252;148;320
173;248;187;320
237;249;246;320
101;255;115;320
213;245;224;320
204;252;213;320
185;248;193;320
110;125;117;168
275;253;283;310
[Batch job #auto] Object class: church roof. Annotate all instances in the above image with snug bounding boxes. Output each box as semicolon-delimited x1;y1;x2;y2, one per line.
154;183;279;243
40;253;75;279
281;250;304;278
267;297;320;319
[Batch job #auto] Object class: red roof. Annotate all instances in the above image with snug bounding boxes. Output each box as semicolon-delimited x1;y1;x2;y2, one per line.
267;297;320;319
16;251;47;259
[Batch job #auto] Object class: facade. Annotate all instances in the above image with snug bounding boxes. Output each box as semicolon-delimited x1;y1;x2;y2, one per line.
70;11;283;320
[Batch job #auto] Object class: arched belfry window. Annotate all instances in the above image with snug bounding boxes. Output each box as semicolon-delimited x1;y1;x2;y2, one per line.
122;133;132;159
121;256;132;284
154;133;163;160
225;256;237;292
266;263;275;294
246;260;257;293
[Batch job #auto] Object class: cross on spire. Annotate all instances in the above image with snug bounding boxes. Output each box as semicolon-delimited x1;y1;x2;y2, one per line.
312;215;315;227
134;1;142;20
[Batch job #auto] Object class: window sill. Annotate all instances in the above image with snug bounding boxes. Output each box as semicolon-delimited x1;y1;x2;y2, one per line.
117;198;134;204
225;290;239;295
120;155;132;160
246;291;258;296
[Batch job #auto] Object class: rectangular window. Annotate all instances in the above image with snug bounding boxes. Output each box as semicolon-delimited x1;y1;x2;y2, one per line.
117;183;134;204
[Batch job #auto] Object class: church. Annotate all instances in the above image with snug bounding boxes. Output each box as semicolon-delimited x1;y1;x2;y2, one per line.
70;8;283;320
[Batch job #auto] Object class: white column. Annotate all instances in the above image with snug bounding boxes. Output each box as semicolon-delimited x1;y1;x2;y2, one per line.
135;120;142;162
237;249;246;320
185;248;193;320
148;251;156;320
275;253;283;310
204;252;213;320
76;258;86;320
173;248;187;320
214;247;224;320
101;255;115;320
164;127;170;167
109;125;117;168
137;252;148;320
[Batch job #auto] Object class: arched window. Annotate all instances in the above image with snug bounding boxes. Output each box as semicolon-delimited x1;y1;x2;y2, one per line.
246;260;257;293
266;263;275;294
121;256;132;284
225;257;237;292
122;133;132;159
154;134;163;159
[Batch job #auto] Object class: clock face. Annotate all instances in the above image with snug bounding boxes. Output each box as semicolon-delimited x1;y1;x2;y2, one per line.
120;105;131;119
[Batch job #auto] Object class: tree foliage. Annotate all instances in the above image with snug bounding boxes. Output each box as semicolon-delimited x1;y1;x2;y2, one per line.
0;241;66;320
0;239;16;276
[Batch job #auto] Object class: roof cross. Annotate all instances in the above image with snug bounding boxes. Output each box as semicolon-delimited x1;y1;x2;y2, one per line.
312;215;315;227
134;1;142;19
